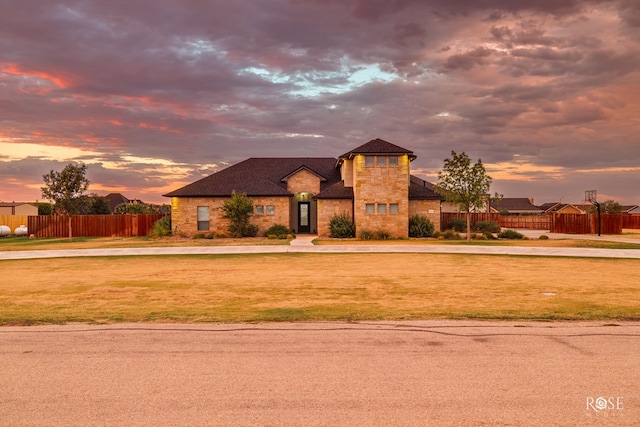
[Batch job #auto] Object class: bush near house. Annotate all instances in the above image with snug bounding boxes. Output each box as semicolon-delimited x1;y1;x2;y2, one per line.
148;215;172;238
448;217;467;233
434;230;463;240
472;220;501;234
328;213;356;238
498;229;525;239
409;214;435;238
220;192;259;237
264;224;295;238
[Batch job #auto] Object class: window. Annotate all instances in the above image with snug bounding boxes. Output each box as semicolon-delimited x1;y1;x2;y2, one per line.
255;205;264;215
377;204;387;214
388;156;398;166
365;156;374;167
365;203;375;214
266;205;275;215
197;206;210;231
389;203;399;214
376;156;386;167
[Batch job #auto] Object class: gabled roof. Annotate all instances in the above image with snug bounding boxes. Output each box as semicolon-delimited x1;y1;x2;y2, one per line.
490;198;543;213
338;138;416;161
104;193;130;213
164;158;341;198
539;202;585;213
539;202;560;212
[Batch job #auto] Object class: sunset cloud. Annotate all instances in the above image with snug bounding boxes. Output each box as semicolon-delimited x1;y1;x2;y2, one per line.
0;0;638;205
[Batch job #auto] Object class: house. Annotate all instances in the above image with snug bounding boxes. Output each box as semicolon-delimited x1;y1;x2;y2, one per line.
624;205;640;214
489;198;543;215
0;202;38;216
104;193;145;213
164;138;443;238
539;202;586;214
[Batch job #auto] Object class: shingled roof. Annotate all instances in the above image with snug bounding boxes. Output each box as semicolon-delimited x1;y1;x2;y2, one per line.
409;176;442;200
338;138;416;161
164;158;341;197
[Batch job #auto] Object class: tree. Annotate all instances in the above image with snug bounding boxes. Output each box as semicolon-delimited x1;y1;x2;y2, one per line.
41;163;90;239
87;195;111;215
114;202;153;214
220;191;258;237
436;151;499;242
587;200;622;214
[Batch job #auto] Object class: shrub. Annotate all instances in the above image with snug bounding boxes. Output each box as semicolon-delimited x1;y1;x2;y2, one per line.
409;215;435;238
328;213;356;238
498;229;524;239
448;217;467;232
220;191;256;237
441;229;463;240
359;229;373;240
374;229;391;240
483;231;497;240
192;232;207;239
148;216;172;238
264;224;295;238
472;220;500;234
539;234;549;240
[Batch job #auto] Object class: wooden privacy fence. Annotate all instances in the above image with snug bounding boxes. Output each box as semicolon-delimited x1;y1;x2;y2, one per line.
441;213;551;231
441;212;626;234
550;213;623;234
0;215;29;233
27;214;168;238
622;214;640;229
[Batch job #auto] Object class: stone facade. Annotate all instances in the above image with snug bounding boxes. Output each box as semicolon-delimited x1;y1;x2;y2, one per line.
317;199;353;237
171;196;289;236
285;169;322;195
409;199;441;232
350;154;411;238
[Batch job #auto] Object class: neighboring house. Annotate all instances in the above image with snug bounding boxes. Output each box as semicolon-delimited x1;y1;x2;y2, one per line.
104;193;144;213
625;205;640;214
164;138;443;238
104;193;131;213
539;202;586;214
489;198;543;215
0;202;38;216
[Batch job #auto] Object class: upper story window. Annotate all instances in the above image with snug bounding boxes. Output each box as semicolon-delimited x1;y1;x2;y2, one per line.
365;156;375;167
388;156;398;166
365;203;375;214
255;205;264;215
266;205;275;215
377;204;387;214
376;156;386;167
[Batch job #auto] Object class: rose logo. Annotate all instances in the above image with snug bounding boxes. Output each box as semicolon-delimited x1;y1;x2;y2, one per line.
595;397;608;410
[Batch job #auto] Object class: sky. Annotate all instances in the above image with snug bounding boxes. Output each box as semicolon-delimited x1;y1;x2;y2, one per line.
1;0;639;206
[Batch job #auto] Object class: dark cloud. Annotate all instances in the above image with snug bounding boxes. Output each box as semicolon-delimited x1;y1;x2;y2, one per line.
0;0;638;205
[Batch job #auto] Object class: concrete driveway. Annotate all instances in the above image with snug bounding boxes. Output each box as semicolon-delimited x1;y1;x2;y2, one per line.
1;321;638;426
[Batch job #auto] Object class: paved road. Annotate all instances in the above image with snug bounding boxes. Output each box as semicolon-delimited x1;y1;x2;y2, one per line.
1;321;638;426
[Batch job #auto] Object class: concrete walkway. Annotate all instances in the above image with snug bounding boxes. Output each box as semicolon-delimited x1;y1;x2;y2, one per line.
1;231;640;260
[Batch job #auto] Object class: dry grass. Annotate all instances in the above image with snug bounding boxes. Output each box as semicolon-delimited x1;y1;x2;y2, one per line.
1;253;638;325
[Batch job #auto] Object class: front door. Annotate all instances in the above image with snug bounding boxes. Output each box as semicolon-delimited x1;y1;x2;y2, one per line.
298;202;311;233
